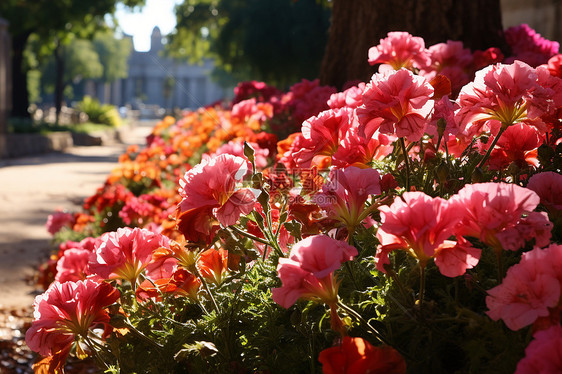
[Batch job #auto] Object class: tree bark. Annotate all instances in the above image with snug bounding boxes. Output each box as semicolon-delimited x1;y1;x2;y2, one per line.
54;41;65;124
319;0;508;90
10;32;31;118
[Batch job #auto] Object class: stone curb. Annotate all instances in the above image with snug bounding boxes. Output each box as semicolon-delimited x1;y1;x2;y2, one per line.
0;126;130;159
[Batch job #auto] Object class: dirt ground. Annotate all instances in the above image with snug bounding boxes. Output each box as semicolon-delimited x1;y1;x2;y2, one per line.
0;121;155;372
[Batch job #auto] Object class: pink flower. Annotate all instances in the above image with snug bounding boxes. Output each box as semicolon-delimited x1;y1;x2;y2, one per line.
271;235;357;308
421;40;473;93
515;324;562;374
452;183;542;252
313;166;381;230
495;211;553;251
284;79;336;126
527;171;562;217
537;65;562;128
357;68;434;142
486;246;561;330
230;98;274;127
87;227;171;284
332;127;393;168
426;95;459;142
232;80;281;105
176;154;257;243
375;192;471;276
46;210;75;235
327;82;366;110
433;237;481;278
292;108;355;168
211;140;270;169
55;248;91;283
367;31;430;71
504;24;559;67
25;280;120;357
456;61;553;137
545;54;562;78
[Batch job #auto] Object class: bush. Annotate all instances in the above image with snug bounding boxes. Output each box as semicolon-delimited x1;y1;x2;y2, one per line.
76;95;122;128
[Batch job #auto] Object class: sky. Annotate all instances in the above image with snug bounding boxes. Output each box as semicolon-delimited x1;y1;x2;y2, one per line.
113;0;183;52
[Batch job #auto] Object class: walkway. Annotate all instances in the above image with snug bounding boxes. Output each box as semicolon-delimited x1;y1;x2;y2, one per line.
0;121;155;310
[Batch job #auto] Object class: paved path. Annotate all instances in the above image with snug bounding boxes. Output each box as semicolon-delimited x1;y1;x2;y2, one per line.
0;121;155;309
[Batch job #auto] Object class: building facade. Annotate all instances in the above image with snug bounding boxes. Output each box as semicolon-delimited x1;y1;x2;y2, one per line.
86;27;226;111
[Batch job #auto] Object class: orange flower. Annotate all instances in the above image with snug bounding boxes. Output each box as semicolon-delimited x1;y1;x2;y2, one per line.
197;248;230;285
318;337;406;374
137;269;201;301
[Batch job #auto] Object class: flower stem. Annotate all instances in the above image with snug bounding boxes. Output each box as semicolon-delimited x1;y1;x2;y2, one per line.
477;124;507;169
399;137;411;191
229;225;272;247
336;300;388;345
418;264;426;306
83;337;110;370
197;270;221;314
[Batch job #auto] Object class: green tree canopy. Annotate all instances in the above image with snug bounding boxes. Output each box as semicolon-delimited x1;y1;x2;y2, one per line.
0;0;144;118
93;30;133;83
39;37;103;97
168;0;331;89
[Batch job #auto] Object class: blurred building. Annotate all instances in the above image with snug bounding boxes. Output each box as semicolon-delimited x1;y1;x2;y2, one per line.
85;27;226;111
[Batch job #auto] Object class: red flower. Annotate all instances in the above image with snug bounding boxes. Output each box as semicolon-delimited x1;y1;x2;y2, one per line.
318;337;406;374
480;123;544;170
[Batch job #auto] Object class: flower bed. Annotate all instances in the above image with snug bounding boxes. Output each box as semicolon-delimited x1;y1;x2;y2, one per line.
28;24;561;373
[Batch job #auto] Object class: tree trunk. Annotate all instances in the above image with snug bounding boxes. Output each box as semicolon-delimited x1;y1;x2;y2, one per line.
319;0;508;90
54;41;65;124
10;32;31;118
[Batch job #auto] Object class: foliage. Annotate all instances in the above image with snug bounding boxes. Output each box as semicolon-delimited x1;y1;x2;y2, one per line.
168;0;331;88
93;30;133;83
75;96;122;127
6;118;116;135
39;37;103;98
0;0;145;118
29;25;562;374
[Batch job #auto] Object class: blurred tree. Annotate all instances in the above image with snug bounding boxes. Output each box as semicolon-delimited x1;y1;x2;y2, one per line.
168;0;330;89
319;0;508;89
93;30;133;102
93;30;133;84
39;37;103;101
0;0;144;119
